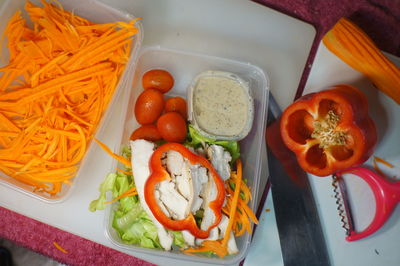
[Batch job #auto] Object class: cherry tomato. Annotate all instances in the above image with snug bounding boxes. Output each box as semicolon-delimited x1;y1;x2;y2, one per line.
130;125;162;141
142;69;174;93
165;97;187;120
134;89;164;125
157;112;187;143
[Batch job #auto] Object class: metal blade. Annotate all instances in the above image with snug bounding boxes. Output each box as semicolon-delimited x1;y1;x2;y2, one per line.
266;93;330;266
332;175;354;236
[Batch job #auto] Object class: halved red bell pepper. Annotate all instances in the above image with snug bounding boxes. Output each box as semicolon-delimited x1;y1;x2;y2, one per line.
144;142;226;239
280;84;377;177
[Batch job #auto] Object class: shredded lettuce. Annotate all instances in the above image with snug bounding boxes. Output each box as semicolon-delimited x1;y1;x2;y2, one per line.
185;125;240;162
170;230;185;247
89;173;117;212
89;170;185;249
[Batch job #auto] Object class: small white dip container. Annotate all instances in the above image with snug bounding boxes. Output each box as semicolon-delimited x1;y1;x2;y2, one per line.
188;71;254;140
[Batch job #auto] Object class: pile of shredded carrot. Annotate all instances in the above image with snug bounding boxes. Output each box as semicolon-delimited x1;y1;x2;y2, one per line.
223;167;259;237
323;18;400;104
0;1;140;195
184;159;259;258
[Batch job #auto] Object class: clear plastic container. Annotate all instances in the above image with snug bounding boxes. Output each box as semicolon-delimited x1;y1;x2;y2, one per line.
105;46;269;265
0;0;143;203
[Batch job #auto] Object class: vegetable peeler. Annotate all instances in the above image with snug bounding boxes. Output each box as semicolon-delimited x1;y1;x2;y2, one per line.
332;166;400;241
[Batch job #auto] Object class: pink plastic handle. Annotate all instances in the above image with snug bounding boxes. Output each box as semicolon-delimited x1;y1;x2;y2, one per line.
335;166;400;242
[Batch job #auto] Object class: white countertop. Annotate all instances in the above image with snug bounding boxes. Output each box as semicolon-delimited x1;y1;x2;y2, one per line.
303;44;400;266
0;0;315;265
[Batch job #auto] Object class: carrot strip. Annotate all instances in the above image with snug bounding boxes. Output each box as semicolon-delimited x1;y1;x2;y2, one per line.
116;168;132;175
53;241;68;254
0;113;21;132
374;156;394;168
94;139;131;167
239;199;259;224
105;186;137;204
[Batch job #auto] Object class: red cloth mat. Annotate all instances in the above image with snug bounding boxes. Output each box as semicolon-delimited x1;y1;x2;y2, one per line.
1;1;399;265
0;208;154;266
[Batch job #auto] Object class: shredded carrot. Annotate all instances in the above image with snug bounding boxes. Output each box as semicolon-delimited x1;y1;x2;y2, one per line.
323;18;400;104
374;156;394;168
105;186;137;204
222;166;258;237
116;167;132;175
94;139;131;168
53;241;68;254
372;156;395;179
373;160;387;178
0;1;140;195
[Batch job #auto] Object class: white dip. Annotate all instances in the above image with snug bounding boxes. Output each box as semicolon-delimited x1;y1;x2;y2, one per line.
192;72;252;138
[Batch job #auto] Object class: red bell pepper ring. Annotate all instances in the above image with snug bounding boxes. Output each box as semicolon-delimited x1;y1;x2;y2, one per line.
144;142;226;239
280;85;377;177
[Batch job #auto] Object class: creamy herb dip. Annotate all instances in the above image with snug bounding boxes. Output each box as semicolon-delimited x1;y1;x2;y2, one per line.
192;73;251;137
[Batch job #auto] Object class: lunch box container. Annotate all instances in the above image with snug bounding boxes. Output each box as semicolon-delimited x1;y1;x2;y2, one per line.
0;0;143;203
104;46;270;265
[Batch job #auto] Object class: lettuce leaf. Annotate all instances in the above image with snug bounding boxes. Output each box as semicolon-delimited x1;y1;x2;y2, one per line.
185;125;240;162
170;230;185;248
89;170;185;249
89;173;117;212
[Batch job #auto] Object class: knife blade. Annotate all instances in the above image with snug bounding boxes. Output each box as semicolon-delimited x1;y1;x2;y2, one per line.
266;93;330;266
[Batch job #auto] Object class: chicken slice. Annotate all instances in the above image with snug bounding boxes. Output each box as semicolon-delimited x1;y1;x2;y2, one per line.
130;140;173;251
166;150;184;176
156;186;196;248
199;172;218;231
195;227;219;245
182;230;195;246
207;145;232;181
218;214;239;254
158;180;189;220
189;164;208;213
155;190;172;217
176;163;192;200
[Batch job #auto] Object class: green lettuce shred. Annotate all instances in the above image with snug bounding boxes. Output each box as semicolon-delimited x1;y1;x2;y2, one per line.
185;125;240;162
89;173;117;212
89;169;185;249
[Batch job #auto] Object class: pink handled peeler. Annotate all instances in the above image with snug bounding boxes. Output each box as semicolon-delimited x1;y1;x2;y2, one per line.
332;166;400;242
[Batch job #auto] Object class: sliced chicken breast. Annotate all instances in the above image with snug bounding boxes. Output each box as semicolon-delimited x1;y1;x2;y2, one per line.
218;214;239;254
157;180;189;219
166;150;184;176
189;164;208;213
199;172;218;231
130;140;173;251
207;144;232;181
195;227;219;245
